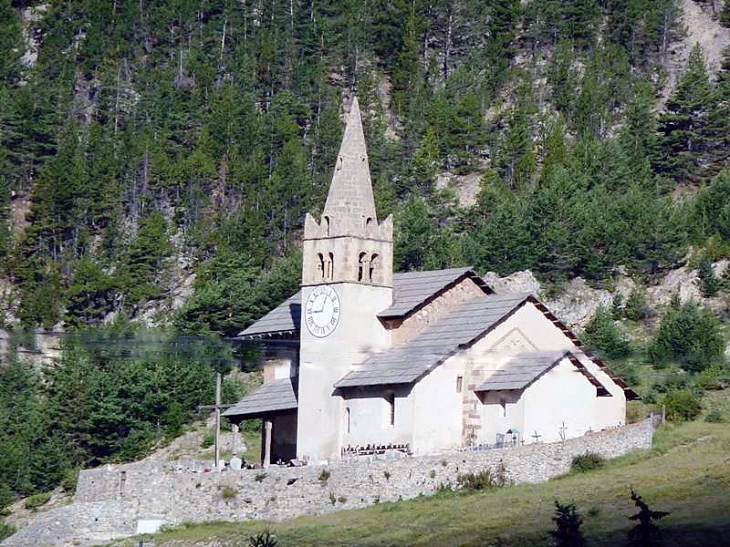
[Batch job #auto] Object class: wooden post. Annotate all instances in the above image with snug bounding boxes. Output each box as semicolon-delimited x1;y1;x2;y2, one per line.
214;373;221;469
263;419;273;468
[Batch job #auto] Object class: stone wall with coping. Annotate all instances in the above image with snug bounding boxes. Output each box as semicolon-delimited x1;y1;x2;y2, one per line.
2;418;657;547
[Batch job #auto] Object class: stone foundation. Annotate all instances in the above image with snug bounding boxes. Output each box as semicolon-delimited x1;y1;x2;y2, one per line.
2;418;657;547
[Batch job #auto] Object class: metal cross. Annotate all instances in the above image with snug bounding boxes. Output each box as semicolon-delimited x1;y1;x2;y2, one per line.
531;430;542;443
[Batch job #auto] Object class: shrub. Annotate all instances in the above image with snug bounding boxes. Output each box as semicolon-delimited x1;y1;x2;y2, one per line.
221;485;237;500
663;389;702;422
457;469;496;491
0;485;13;512
383;470;391;481
0;521;16;542
329;491;336;505
337;495;347;504
705;409;724;423
648;302;725;372
428;469;437;479
254;472;267;483
61;467;80;494
570;453;606;473
698;254;720;297
318;469;331;484
200;430;215;449
24;492;51;511
624;287;651;321
550;500;585;547
248;529;277;547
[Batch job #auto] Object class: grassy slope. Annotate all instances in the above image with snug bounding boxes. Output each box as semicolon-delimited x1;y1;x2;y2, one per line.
115;413;730;547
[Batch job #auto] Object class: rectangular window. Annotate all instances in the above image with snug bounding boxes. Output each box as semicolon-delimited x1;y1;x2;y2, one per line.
386;392;395;426
499;399;507;418
456;375;463;393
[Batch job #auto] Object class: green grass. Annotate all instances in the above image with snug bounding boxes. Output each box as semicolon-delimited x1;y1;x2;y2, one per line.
111;416;730;547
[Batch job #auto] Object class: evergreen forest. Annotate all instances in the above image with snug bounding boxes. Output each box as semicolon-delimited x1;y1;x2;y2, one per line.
1;0;730;522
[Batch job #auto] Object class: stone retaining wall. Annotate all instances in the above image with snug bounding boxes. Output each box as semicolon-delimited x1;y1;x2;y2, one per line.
2;418;657;547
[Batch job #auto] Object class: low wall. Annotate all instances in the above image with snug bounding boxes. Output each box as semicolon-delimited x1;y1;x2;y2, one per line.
2;419;656;547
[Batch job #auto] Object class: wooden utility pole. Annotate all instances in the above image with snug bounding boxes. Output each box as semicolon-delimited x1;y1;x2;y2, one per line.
198;373;235;469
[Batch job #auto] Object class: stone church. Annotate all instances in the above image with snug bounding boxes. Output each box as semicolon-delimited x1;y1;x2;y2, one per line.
224;98;638;466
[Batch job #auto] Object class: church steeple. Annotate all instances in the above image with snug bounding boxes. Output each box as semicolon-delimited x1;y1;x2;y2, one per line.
302;96;393;287
321;97;378;236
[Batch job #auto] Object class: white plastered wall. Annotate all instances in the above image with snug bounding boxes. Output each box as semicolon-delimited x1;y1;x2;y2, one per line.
409;301;626;452
342;385;414;448
297;283;392;463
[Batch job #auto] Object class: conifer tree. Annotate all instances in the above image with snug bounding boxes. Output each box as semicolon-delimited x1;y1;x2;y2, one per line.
655;45;721;183
698;254;720;297
628;490;670;547
550;500;586;547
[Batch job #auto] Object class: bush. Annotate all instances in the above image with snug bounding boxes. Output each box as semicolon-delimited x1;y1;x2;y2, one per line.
248;529;277;547
221;485;237;500
570;453;606;473
24;492;51;511
200;430;215;449
663;390;702;422
698;254;720;297
254;472;267;483
457;469;497;491
0;520;16;542
318;469;331;484
648;302;725;372
61;467;80;494
705;409;724;423
624;288;651;322
0;485;13;512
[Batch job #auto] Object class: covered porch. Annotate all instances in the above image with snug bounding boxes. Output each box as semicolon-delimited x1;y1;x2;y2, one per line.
222;377;298;466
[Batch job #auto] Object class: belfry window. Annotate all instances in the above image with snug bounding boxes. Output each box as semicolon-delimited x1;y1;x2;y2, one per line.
317;253;325;279
369;253;379;283
365;217;373;236
357;252;367;282
328;252;334;279
324;216;330;236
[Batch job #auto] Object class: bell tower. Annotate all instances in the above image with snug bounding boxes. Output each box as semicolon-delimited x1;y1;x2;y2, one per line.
297;97;394;462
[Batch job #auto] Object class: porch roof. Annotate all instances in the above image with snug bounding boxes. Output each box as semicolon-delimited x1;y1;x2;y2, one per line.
222;378;298;420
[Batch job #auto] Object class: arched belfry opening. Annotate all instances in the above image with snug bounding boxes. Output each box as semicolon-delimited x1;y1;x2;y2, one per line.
369;253;379;283
317;253;325;279
365;217;373;236
327;252;335;280
357;252;367;282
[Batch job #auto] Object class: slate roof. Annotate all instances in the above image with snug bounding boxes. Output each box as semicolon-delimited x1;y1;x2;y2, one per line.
239;291;301;338
334;292;531;388
222;378;298;419
238;267;489;339
377;267;490;318
474;351;568;391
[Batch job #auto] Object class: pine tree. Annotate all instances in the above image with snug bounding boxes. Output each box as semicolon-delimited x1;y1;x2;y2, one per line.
655;45;721;183
698;254;720;297
499;106;536;189
550;500;586;547
628;490;670;547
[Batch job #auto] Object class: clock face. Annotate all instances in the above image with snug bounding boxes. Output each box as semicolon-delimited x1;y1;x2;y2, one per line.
305;285;341;338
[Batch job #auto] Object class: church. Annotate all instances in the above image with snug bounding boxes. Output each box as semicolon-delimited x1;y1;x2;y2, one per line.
223;98;638;466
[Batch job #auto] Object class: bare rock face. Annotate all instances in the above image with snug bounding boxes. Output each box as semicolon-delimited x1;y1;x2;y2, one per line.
647;265;700;305
545;278;613;329
483;270;541;295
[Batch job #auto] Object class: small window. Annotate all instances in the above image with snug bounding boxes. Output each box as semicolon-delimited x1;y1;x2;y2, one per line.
324;216;330;236
499;399;507;418
345;407;351;434
456;375;463;393
328;252;334;279
365;217;373;235
385;392;395;426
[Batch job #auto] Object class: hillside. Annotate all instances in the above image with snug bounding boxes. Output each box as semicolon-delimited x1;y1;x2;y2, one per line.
110;403;730;547
2;0;730;540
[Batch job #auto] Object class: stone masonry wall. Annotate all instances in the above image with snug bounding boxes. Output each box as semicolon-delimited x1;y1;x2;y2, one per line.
2;419;657;547
391;277;485;346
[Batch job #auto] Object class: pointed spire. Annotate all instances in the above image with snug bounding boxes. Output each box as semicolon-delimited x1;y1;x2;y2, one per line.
322;97;378;236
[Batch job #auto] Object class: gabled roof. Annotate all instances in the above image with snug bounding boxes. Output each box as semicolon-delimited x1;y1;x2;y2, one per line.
475;350;611;396
222;378;298;420
334;292;531;388
377;267;491;319
237;267;489;339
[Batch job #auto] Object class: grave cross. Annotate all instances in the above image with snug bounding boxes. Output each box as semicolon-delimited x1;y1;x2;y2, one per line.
558;422;568;442
198;373;235;469
531;430;542;444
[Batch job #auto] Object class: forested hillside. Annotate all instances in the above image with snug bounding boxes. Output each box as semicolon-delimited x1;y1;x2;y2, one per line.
0;0;728;333
1;0;730;530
